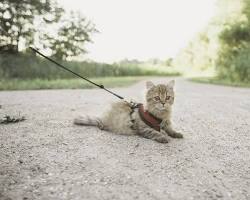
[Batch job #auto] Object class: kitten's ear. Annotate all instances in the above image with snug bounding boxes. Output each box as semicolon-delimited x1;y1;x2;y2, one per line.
167;80;175;88
146;81;154;89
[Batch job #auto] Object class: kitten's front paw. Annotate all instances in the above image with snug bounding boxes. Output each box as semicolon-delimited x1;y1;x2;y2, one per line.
169;132;183;138
155;136;169;143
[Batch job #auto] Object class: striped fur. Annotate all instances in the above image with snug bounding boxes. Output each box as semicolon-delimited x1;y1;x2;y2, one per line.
74;115;105;130
73;80;183;143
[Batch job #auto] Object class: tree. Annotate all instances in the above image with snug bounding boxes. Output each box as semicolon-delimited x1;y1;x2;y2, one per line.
173;0;250;82
216;0;250;82
0;0;97;60
173;29;219;72
43;12;98;60
0;0;64;53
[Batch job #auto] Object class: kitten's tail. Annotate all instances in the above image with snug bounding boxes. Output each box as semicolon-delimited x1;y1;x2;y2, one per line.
74;115;105;130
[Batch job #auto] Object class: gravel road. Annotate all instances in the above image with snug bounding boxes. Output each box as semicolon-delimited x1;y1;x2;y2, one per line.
0;78;250;200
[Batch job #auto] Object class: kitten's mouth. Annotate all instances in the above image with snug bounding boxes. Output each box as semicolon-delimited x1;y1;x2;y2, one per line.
161;104;171;110
157;106;167;111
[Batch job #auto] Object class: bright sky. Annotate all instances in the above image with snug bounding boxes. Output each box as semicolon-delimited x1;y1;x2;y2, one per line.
58;0;216;63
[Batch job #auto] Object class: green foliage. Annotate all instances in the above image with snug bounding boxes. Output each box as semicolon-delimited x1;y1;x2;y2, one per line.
0;0;96;60
216;45;250;82
41;11;97;60
216;0;250;82
220;24;250;47
0;53;180;80
174;0;250;83
0;0;63;53
173;27;220;76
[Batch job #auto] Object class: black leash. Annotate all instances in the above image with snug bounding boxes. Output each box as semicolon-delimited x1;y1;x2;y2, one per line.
29;47;124;100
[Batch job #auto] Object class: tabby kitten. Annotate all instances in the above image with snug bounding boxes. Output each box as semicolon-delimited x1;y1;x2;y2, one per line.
74;80;183;143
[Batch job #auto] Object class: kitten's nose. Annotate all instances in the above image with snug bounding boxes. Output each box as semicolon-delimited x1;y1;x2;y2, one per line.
161;102;165;106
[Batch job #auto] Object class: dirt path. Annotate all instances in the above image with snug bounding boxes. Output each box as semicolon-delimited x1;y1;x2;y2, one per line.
0;78;250;200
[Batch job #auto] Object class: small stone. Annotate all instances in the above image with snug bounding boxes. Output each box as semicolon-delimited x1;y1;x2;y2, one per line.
18;159;23;164
216;194;223;198
135;143;139;148
100;177;105;182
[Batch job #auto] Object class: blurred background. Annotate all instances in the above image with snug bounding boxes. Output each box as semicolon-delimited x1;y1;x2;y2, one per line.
0;0;249;90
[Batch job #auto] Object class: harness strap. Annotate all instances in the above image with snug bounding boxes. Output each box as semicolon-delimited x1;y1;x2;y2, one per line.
138;104;162;132
128;102;162;132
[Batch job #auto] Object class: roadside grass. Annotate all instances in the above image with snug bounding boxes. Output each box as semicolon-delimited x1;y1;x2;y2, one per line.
0;53;181;79
124;64;181;77
0;76;147;91
190;77;250;88
184;67;250;88
0;53;181;91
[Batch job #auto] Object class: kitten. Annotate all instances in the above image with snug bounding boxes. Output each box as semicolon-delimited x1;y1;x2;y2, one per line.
74;80;183;143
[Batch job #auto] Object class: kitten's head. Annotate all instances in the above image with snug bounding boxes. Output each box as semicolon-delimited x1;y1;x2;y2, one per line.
145;80;175;113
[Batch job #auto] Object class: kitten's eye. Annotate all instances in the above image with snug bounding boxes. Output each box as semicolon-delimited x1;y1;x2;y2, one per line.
154;96;160;101
165;96;171;100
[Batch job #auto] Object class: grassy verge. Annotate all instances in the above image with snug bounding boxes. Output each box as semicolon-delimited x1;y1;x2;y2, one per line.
0;53;181;79
190;77;250;88
0;76;147;91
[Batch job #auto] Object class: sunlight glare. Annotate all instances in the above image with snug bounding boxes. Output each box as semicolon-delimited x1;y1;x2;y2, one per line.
58;0;217;63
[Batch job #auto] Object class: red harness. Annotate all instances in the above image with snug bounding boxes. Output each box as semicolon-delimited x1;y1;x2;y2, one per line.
138;104;162;132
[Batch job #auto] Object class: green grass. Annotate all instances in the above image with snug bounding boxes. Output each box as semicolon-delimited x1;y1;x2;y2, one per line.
0;76;147;91
190;77;250;88
0;53;181;79
128;64;181;77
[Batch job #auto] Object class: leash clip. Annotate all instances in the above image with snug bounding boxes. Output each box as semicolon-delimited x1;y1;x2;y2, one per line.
127;100;140;109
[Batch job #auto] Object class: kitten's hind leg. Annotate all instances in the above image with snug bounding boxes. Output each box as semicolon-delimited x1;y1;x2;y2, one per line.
138;127;169;143
74;115;106;130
